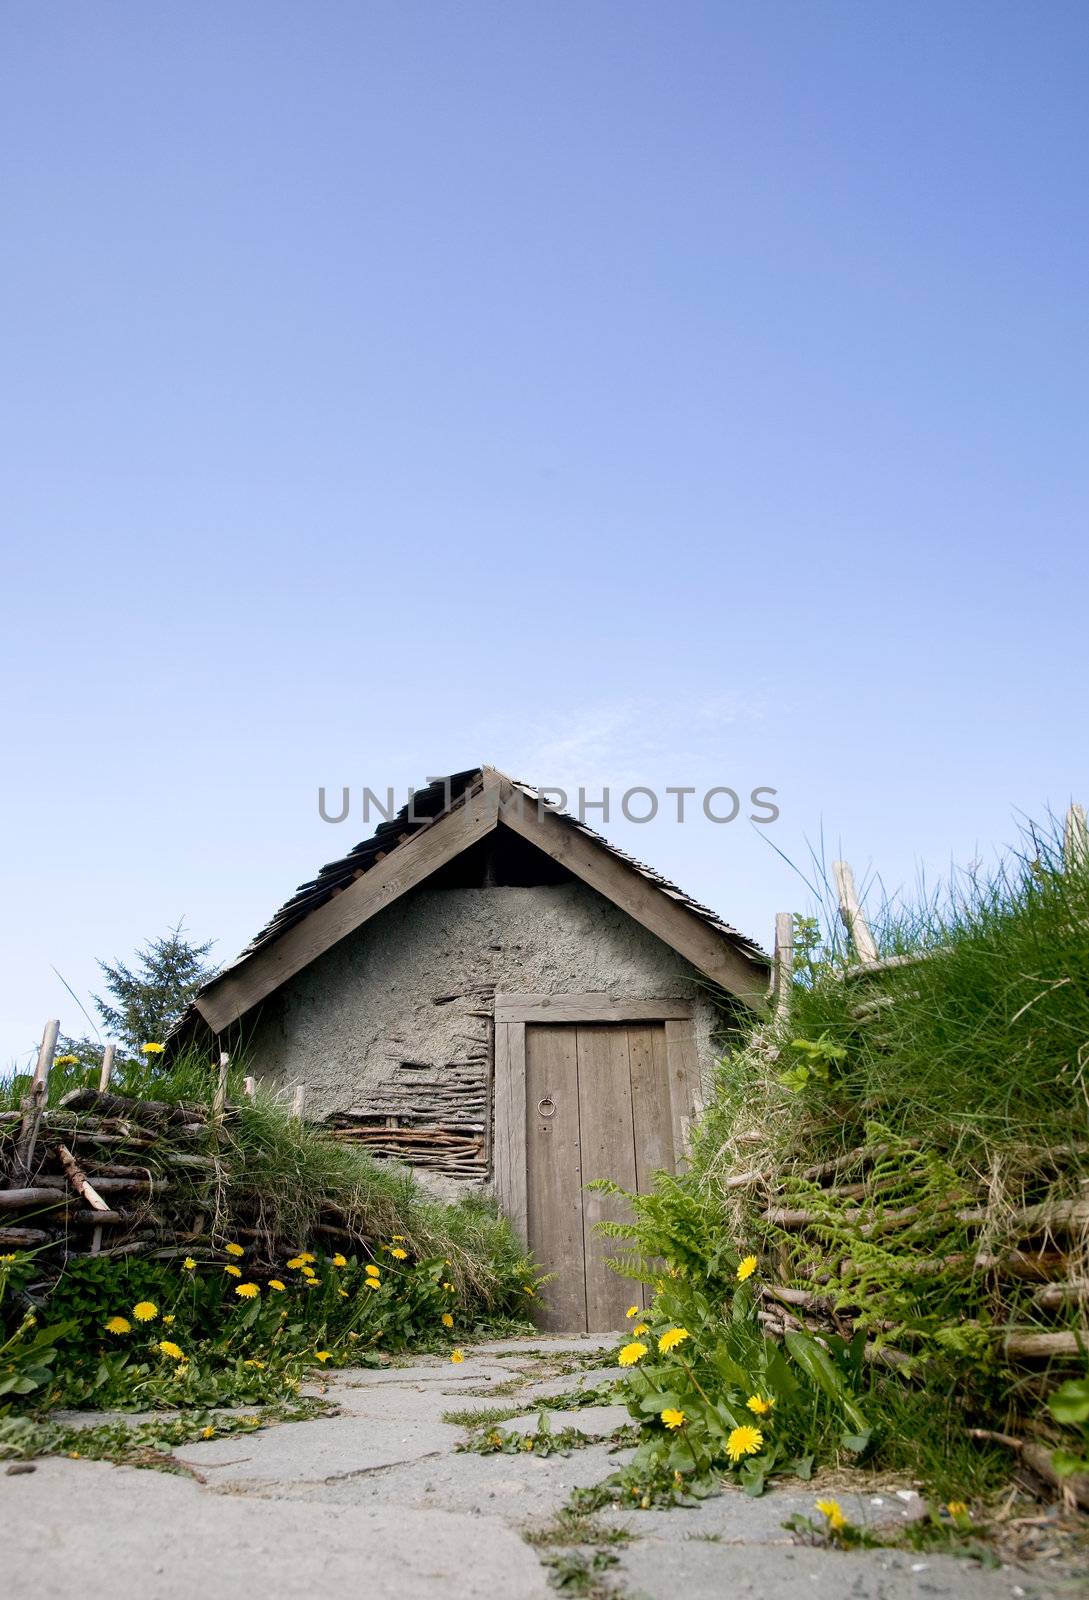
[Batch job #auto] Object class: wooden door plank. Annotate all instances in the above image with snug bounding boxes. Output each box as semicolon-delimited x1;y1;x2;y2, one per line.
525;1024;586;1333
664;1019;703;1169
576;1025;639;1332
628;1024;675;1190
493;1022;527;1244
627;1022;674;1310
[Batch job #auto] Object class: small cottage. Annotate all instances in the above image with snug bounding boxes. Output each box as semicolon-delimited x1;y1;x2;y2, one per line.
181;767;768;1330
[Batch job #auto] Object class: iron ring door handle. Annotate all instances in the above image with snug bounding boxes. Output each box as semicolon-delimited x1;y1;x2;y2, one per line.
537;1097;556;1118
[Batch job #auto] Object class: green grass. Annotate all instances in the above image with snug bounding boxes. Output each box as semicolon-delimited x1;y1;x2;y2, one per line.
522;1509;632;1550
442;1403;527;1426
696;821;1089;1180
0;1397;325;1467
536;1548;623;1598
455;1377;529;1398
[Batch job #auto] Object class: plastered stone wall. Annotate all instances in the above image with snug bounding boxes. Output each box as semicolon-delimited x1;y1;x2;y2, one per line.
247;880;722;1196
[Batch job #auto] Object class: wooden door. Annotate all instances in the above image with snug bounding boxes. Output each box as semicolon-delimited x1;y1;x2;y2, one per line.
525;1021;676;1332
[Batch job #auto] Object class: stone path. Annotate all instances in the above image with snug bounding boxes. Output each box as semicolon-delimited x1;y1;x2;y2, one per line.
2;1337;1076;1600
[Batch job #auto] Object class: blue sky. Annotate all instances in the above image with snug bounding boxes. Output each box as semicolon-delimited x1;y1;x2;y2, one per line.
2;2;1086;1066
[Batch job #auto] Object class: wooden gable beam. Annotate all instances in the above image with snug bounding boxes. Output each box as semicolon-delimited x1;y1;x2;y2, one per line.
495;781;768;1009
195;779;502;1034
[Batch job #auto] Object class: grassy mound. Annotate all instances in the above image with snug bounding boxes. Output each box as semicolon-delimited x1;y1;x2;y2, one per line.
602;819;1089;1507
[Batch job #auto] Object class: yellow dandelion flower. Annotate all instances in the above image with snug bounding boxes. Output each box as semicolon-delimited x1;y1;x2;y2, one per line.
522;1284;535;1296
331;1253;347;1268
286;1256;307;1270
364;1277;380;1290
338;1288;349;1298
450;1349;465;1363
298;1252;315;1264
365;1263;380;1277
632;1323;649;1337
625;1305;640;1319
946;1500;969;1518
301;1264;317;1279
392;1235;405;1242
157;1340;185;1361
736;1254;758;1282
235;1281;260;1298
618;1341;648;1367
661;1408;686;1429
658;1328;690;1353
442;1281;454;1292
746;1394;775;1416
815;1498;846;1531
201;1426;215;1438
105;1316;131;1334
133;1301;158;1322
141;1042;165;1054
183;1257;197;1270
225;1243;245;1257
304;1278;318;1289
314;1350;332;1362
390;1247;408;1260
244;1359;266;1369
163;1314;176;1325
224;1264;242;1278
726;1425;763;1463
54;1055;80;1066
268;1279;286;1292
441;1312;454;1328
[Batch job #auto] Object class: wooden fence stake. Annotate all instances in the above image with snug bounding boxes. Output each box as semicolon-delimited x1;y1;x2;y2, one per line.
14;1020;59;1182
98;1044;116;1094
1064;803;1088;874
213;1053;230;1122
243;1076;257;1101
832;860;879;966
771;912;795;1023
292;1084;306;1121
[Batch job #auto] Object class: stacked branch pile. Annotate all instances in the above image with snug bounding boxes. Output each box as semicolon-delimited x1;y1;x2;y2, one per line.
0;1085;395;1271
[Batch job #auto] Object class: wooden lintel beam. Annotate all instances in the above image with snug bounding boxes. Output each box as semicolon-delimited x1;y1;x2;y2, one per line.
494;993;693;1024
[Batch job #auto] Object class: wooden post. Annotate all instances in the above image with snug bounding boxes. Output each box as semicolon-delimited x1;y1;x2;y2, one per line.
98;1044;116;1094
212;1052;230;1122
292;1084;306;1121
772;912;795;1023
14;1020;60;1182
243;1076;257;1101
832;860;879;966
34;1020;60;1088
1064;803;1088;874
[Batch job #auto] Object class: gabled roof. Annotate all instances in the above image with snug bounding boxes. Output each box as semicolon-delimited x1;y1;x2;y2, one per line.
185;767;769;1036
